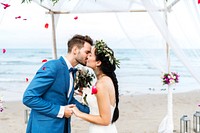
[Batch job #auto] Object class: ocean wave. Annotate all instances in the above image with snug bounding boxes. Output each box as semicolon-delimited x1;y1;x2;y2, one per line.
0;78;29;82
0;61;41;65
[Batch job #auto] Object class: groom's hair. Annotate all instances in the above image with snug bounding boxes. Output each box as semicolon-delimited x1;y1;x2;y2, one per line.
67;34;93;53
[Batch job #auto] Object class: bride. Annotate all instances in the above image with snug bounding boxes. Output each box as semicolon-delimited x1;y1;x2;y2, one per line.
72;40;120;133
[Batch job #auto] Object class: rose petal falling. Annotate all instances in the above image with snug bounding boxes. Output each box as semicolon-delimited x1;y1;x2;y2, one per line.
74;16;78;20
2;49;6;54
1;3;10;9
42;59;47;63
15;16;21;19
44;23;49;29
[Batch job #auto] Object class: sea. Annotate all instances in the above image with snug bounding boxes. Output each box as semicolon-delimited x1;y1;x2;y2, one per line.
0;48;200;101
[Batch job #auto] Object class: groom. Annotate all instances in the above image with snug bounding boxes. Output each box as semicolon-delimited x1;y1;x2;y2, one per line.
23;34;93;133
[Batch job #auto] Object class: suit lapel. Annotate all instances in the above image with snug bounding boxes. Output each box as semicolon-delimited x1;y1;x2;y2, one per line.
59;57;71;99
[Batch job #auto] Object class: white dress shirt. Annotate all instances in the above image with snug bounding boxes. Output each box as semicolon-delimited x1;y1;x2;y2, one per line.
57;56;73;118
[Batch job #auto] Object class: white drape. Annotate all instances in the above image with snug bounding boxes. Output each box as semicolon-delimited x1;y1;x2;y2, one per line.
140;0;200;132
19;0;200;132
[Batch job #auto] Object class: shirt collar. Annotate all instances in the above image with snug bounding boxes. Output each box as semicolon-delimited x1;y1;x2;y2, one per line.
62;56;72;69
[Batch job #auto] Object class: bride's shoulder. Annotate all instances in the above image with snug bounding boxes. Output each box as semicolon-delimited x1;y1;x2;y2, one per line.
96;77;111;90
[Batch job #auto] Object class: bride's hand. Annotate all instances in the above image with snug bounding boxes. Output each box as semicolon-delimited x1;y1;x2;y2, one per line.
72;106;81;117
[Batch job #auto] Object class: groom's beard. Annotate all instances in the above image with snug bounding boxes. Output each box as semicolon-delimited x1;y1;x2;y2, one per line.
75;58;86;66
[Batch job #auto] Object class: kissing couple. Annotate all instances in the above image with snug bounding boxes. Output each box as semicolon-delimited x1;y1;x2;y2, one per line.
23;34;120;133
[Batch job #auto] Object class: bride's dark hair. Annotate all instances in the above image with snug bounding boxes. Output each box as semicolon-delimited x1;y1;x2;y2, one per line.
95;43;119;123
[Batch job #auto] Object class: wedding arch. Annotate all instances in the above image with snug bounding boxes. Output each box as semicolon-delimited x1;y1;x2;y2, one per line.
25;0;200;132
3;0;200;132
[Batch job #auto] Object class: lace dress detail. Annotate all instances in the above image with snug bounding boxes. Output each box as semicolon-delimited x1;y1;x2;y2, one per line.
86;93;117;133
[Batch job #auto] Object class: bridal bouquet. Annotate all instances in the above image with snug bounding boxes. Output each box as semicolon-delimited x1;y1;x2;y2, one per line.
161;72;179;85
74;67;95;105
74;67;95;90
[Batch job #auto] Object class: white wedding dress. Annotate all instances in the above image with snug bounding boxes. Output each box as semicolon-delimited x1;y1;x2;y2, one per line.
86;93;117;133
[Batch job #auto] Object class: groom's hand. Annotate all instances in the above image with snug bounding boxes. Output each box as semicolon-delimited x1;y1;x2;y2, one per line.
64;104;75;118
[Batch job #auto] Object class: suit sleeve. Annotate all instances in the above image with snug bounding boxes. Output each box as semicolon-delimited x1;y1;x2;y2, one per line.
22;61;60;118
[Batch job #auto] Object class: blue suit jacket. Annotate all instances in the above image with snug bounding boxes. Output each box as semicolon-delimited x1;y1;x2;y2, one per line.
23;56;89;133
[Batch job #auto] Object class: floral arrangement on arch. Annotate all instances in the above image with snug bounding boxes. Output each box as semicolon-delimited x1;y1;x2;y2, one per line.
0;94;4;112
161;72;179;85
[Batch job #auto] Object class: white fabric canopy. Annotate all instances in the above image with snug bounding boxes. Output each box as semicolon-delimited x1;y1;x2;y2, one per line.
33;0;144;12
31;1;200;133
6;0;200;132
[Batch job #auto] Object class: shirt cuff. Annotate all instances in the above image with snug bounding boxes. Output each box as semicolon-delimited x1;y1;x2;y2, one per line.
57;106;65;118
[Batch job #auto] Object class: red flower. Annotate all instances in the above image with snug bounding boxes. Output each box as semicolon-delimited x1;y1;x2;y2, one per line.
42;67;46;70
198;0;200;4
26;78;29;82
44;23;49;29
2;49;6;53
42;59;47;63
74;16;78;20
91;86;98;94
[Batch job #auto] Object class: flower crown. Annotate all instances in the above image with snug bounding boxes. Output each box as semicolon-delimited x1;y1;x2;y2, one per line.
95;40;120;68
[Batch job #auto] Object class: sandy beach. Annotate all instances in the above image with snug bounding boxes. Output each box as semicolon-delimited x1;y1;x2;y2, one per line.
1;90;200;133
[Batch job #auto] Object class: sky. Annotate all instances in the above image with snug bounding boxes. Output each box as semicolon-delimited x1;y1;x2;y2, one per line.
0;0;200;49
0;0;136;49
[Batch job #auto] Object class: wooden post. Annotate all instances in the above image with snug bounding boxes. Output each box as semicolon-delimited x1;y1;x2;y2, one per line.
165;0;174;131
50;10;57;59
24;109;30;124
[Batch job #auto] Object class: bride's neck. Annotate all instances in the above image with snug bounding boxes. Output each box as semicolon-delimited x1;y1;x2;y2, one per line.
95;71;105;79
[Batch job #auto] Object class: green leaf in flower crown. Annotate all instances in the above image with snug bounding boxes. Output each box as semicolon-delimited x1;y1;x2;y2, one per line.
94;40;120;68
